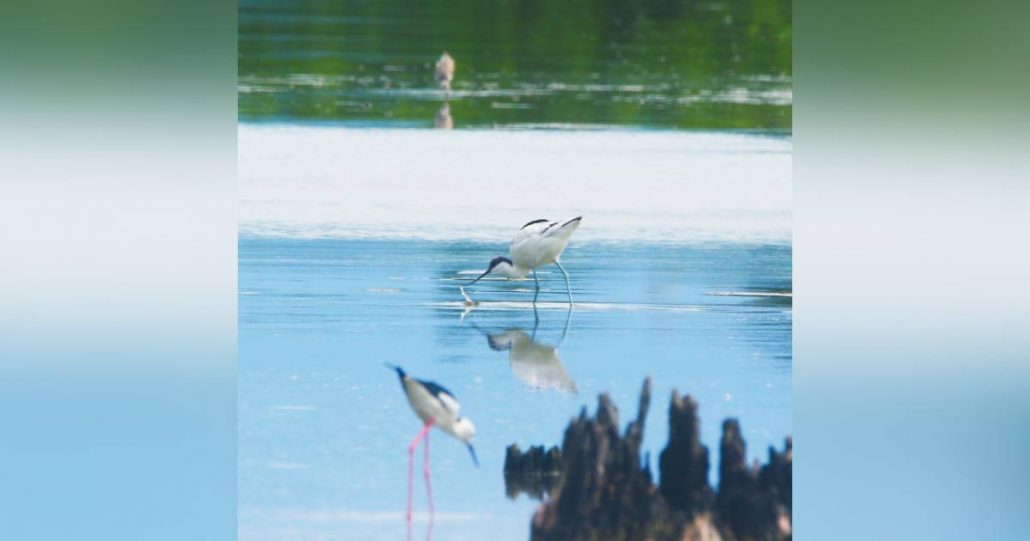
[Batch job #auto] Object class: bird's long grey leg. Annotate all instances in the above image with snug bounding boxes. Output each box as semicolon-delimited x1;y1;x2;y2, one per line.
531;302;540;341
555;260;573;305
558;302;572;348
532;269;540;305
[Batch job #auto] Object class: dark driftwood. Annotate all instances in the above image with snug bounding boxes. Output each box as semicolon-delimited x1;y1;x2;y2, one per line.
504;444;562;500
521;378;791;541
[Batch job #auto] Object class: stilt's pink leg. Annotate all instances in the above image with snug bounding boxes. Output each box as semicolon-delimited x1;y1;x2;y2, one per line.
407;436;415;523
407;496;413;541
425;505;435;541
423;418;436;515
407;420;434;522
407;421;432;521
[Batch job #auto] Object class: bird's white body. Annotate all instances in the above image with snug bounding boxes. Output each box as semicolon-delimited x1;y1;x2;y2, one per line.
509;217;581;274
467;216;582;303
389;365;477;464
485;217;582;279
402;377;466;440
435;53;455;91
489;329;576;393
388;364;477;522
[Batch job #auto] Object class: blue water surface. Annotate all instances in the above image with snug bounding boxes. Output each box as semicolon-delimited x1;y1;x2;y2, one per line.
239;237;791;541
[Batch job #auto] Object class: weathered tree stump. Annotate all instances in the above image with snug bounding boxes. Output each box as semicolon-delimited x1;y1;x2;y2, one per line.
523;378;792;541
660;391;714;515
716;419;792;540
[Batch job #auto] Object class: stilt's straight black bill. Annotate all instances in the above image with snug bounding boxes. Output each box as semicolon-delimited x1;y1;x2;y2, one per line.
467;444;479;468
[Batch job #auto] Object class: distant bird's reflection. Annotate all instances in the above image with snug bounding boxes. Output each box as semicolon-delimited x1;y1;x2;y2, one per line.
471;305;576;393
434;103;453;129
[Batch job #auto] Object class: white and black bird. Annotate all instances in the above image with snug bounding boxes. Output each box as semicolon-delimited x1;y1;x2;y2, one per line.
388;364;478;519
388;364;478;464
435;52;455;92
467;216;582;304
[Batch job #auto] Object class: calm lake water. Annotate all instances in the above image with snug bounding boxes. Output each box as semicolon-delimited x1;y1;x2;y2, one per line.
239;2;791;538
238;120;792;541
238;238;791;541
240;0;791;130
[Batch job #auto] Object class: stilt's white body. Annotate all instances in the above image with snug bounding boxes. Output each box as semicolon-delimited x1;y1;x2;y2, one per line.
402;377;464;440
489;330;576;393
389;365;478;464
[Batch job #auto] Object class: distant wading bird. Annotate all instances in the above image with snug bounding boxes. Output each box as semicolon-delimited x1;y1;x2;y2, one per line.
387;364;478;519
467;217;582;304
435;52;455;92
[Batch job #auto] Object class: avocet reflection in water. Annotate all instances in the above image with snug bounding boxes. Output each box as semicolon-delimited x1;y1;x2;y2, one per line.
466;304;577;394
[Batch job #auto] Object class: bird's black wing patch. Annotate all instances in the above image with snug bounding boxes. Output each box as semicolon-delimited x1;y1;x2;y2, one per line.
417;378;462;415
417;379;456;401
521;218;549;229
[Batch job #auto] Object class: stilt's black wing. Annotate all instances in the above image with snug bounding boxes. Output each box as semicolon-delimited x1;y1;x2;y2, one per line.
416;378;462;417
417;379;454;400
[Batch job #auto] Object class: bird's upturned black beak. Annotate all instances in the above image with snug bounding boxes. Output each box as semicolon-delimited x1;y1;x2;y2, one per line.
466;268;491;287
467;256;511;286
467;443;479;468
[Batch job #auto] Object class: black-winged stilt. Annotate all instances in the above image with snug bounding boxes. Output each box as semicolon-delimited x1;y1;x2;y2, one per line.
467;216;582;304
387;364;477;520
435;53;455;92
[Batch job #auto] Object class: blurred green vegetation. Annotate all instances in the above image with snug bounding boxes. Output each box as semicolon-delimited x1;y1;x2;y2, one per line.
239;0;791;130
